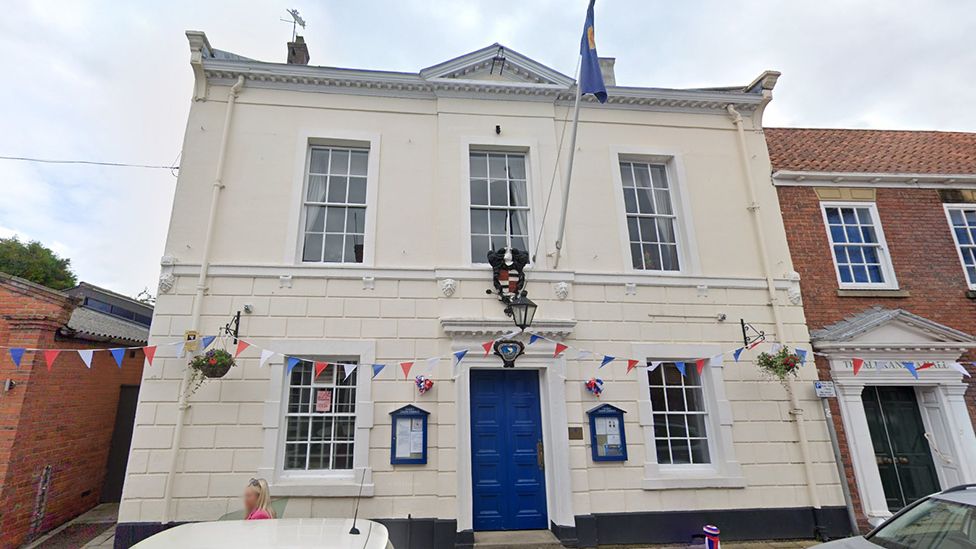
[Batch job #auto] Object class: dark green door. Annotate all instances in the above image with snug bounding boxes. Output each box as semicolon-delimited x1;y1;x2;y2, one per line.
862;386;941;511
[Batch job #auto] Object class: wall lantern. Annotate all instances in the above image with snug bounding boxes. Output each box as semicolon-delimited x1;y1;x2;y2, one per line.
509;294;538;332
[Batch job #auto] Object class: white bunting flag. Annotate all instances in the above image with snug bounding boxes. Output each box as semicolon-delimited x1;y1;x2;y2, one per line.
577;349;593;360
425;357;439;374
770;343;783;354
175;341;186;358
343;363;358;380
259;349;275;368
78;349;94;369
710;353;723;365
648;361;662;372
950;361;971;377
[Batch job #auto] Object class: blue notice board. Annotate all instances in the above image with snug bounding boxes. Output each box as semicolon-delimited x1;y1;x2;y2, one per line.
587;403;627;462
390;405;429;465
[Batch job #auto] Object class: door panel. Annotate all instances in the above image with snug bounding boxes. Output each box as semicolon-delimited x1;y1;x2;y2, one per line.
862;386;941;512
471;369;547;530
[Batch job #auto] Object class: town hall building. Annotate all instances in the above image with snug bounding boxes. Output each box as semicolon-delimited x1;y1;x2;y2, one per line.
115;32;849;547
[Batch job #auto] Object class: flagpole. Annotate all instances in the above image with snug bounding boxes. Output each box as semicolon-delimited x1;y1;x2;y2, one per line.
552;67;583;270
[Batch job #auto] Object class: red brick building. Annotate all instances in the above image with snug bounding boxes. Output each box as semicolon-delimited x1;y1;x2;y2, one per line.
769;128;976;530
0;274;150;548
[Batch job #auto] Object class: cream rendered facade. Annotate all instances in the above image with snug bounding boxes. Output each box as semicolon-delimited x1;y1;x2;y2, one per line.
117;33;847;547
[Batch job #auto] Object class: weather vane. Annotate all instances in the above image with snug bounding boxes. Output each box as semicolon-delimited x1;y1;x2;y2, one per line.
280;8;306;42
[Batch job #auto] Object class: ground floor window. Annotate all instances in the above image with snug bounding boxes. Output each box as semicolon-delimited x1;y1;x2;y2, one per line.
648;363;710;465
284;360;357;471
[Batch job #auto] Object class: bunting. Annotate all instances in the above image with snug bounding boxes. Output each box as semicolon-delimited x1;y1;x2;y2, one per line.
481;340;494;357
733;347;744;362
453;350;468;364
371;363;386;379
200;335;216;351
144;346;157;366
648;361;662;373
950;361;971;377
695;358;706;375
286;356;301;374
529;334;542;345
235;340;250;358
425;357;439;373
902;361;919;380
9;348;24;367
78;349;94;369
796;348;808;365
110;348;125;368
43;350;60;370
314;361;329;378
400;361;414;378
600;355;615;368
259;349;275;368
852;358;864;376
554;343;568;358
626;359;639;373
675;361;686;377
343;363;358;380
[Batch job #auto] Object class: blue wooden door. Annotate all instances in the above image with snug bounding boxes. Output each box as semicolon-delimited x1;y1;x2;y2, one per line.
470;369;548;531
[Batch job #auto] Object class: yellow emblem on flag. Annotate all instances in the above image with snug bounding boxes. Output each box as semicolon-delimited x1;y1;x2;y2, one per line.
586;26;596;49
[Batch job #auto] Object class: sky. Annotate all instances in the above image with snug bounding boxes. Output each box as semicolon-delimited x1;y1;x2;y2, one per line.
1;0;974;297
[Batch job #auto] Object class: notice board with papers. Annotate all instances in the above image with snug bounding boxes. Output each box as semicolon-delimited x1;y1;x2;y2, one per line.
390;405;429;464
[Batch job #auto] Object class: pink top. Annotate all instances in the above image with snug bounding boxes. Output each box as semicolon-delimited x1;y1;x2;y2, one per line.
246;508;272;520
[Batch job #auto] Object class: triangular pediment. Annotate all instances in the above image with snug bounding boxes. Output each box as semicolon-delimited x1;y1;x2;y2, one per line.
420;43;573;86
812;307;976;350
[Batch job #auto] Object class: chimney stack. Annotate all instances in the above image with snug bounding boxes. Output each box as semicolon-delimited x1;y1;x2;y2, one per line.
287;36;310;65
598;57;616;86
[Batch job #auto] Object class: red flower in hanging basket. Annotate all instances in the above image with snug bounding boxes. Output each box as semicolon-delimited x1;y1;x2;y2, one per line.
756;346;802;381
208;358;217;365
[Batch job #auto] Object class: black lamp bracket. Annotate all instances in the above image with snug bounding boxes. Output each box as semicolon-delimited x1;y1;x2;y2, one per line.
740;319;766;349
224;311;242;344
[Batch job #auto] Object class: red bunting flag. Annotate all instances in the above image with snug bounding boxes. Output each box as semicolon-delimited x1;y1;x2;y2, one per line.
314;362;330;378
143;346;157;366
626;359;639;373
554;343;568;358
696;358;706;375
400;361;414;378
918;362;936;370
482;341;494;357
43;350;60;370
852;358;864;376
235;340;250;358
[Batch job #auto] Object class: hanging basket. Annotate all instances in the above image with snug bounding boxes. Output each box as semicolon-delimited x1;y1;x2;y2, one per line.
190;348;236;379
755;346;801;381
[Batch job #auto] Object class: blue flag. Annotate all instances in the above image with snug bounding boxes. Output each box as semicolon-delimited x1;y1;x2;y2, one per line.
796;348;808;365
200;335;216;351
675;361;687;377
579;0;607;103
9;348;25;367
371;363;386;379
529;334;542;345
902;361;919;380
600;355;615;368
286;356;301;374
733;347;744;362
110;348;126;368
454;349;469;364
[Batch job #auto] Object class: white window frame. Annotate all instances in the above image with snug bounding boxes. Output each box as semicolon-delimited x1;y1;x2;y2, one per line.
820;201;898;290
258;339;374;497
284;132;381;267
633;343;744;490
944;204;976;290
460;137;542;266
609;147;701;276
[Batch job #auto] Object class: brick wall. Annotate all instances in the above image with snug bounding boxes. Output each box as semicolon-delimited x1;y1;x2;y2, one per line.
0;278;144;548
777;185;976;529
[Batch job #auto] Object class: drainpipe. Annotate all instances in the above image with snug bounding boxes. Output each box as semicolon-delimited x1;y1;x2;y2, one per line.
162;75;245;523
726;105;823;517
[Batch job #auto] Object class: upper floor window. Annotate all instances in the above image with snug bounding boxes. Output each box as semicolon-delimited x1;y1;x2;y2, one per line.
821;202;896;288
648;363;710;465
469;151;529;263
946;206;976;289
284;360;358;471
620;161;679;271
302;147;368;263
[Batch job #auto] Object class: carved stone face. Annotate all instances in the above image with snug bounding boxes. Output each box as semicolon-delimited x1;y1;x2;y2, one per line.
439;278;458;297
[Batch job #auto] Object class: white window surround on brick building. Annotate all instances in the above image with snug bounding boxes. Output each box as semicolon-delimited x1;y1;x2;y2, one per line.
633;343;744;490
820;202;898;290
257;339;375;497
944;204;976;290
609;148;701;276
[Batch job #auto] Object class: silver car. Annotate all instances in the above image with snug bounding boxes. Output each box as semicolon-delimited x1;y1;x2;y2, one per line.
816;484;976;548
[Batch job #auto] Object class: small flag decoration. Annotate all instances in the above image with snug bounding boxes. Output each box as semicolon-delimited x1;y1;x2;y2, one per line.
43;350;60;370
286;356;301;374
143;346;157;366
852;358;864;375
695;358;706;375
425;357;439;373
626;359;639;373
902;361;919;380
9;348;25;367
400;361;414;378
235;340;250;358
950;362;971;377
917;362;935;370
648;361;662;373
259;349;275;368
796;349;808;364
200;335;216;351
78;349;94;369
482;341;494;357
453;350;468;364
314;361;329;378
529;334;542;345
675;361;686;377
554;343;568;358
371;363;386;379
110;348;126;368
733;347;744;362
343;363;358;380
600;355;615;368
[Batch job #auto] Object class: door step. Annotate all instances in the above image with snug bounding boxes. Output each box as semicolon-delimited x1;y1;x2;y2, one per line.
473;530;564;548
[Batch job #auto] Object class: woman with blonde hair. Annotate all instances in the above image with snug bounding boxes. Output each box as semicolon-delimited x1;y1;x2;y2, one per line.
243;478;274;520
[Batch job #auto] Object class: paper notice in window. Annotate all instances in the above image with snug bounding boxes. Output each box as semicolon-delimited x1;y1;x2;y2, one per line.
595;417;609;435
410;430;424;454
396;419;412;458
315;389;332;413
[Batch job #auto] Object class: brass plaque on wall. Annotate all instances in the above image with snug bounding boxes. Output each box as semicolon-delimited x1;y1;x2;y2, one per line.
568;427;584;440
